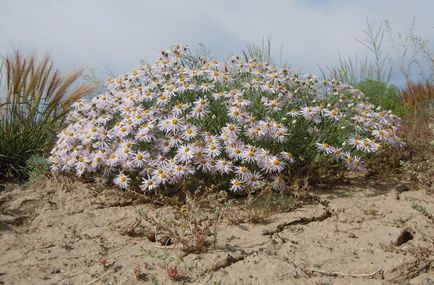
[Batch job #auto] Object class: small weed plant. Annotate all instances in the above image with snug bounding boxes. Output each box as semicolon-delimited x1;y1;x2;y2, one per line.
25;155;50;183
138;190;227;253
50;45;403;193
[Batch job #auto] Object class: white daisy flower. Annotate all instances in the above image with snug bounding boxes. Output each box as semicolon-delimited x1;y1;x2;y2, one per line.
140;177;158;192
190;106;208;119
132;151;149;168
205;143;221;157
263;156;285;173
114;172;130;189
182;125;198;140
235;165;251;180
215;159;233;174
176;144;196;162
316;143;335;155
280;151;295;163
227;144;244;161
230;178;244;192
246;171;263;187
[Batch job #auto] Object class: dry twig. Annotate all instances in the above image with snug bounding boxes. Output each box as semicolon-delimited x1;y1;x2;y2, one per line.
307;268;383;278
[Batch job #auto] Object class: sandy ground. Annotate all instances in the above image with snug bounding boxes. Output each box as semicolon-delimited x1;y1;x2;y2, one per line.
0;174;433;285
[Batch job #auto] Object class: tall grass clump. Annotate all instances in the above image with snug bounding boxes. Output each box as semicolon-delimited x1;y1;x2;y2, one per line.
386;19;434;146
50;44;404;193
320;20;392;86
242;37;286;67
401;82;434;115
0;51;96;179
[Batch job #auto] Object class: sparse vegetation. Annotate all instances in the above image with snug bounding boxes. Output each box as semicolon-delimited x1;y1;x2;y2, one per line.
137;190;227;254
320;20;392;85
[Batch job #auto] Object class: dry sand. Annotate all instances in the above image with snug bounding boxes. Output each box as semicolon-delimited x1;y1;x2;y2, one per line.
0;175;433;285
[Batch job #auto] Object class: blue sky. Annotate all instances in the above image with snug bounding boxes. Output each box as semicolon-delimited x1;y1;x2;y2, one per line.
0;0;433;86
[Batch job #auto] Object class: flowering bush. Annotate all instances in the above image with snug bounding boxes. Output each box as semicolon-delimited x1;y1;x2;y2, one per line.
49;45;404;192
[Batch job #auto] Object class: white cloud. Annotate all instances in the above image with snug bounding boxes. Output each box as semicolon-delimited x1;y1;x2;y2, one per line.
0;0;432;84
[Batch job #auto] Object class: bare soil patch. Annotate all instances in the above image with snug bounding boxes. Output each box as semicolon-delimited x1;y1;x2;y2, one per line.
0;174;433;285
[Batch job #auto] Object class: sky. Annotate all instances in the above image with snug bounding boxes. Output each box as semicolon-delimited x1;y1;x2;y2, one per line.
0;0;433;86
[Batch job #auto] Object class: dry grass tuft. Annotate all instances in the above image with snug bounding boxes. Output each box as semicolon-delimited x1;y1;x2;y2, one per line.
401;81;434;111
1;51;96;123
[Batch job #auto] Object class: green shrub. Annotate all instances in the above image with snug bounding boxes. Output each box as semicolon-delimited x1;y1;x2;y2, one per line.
357;80;405;116
50;45;404;193
0;51;96;180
